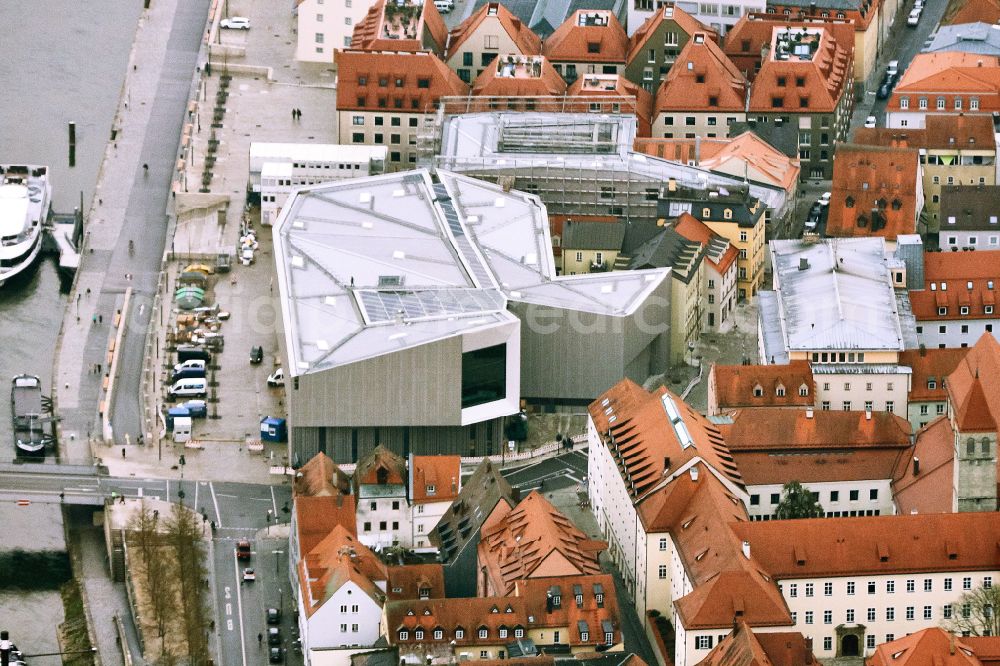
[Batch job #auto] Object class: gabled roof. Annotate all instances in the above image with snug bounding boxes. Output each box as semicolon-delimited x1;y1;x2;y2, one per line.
949;334;1000;432
626;4;715;65
731;512;1000;579
899;347;968;402
891;416;956;516
430;459;516;563
909;251;1000;322
890;53;1000;103
943;0;1000;26
387;573;622;647
699;131;800;192
446;2;542;62
566;74;654;135
386;563;446;601
589;380;744;507
335;50;470;113
294;451;352;497
298;525;387;617
709;360;814;410
674;569;792;630
926;22;1000;56
625;223;706;282
673;213;738;274
543;10;628;64
294;494;358;556
964;637;1000;666
478;490;605;595
355;445;408;490
472;54;568;96
825;144;921;241
720;408;912;451
940;185;1000;231
562;220;626;250
410;455;461;504
747;24;853;114
868;628;985;666
351;0;448;53
655;32;748;113
697;621;821;666
852;114;997;152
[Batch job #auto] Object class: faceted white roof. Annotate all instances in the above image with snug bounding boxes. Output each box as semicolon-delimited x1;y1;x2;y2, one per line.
273;169;670;375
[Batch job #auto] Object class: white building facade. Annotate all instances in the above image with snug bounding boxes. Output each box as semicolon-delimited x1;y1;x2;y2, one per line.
626;0;765;36
295;0;379;60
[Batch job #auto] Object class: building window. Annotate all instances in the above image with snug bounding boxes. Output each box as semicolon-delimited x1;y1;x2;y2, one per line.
924;606;933;620
886;607;895;621
906;607;915;621
945;578;953;591
515;628;524;638
847;582;856;595
906;579;915;593
937;97;946;110
971;97;980;110
944;605;953;619
456;630;465;639
919;97;928;109
887;581;895;593
659;538;668;550
868;581;876;594
846;609;855;622
806;583;814;597
964;577;973;590
824;582;833;596
399;630;409;640
870;489;878;501
750;494;760;506
824;610;832;624
886;401;894;413
823;637;832;651
415;630;424;640
696;636;713;650
658;565;667;579
900;97;909;109
479;629;488;639
868;608;876;621
790;584;798;598
805;611;813;624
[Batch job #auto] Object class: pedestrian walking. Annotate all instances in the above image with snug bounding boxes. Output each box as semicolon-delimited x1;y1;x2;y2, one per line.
98;314;103;323
258;633;263;647
291;108;296;121
122;447;126;458
98;363;102;374
92;314;97;325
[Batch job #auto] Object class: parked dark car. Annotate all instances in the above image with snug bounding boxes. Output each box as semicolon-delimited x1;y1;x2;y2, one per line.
268;627;281;646
269;647;284;663
250;345;263;364
877;82;892;99
267;608;281;624
177;345;211;363
179;400;208;418
171;367;207;383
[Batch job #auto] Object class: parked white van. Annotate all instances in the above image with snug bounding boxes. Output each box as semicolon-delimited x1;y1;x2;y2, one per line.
433;0;454;12
169;378;207;398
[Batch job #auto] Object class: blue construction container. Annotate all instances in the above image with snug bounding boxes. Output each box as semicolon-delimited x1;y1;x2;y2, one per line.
259;417;287;443
166;406;191;431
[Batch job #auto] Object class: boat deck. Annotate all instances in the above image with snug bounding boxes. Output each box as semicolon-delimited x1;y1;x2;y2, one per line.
12;377;43;429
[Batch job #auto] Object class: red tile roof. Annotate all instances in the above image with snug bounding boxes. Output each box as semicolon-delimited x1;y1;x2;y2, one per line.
351;0;448;54
887;53;1000;114
567;74;654;136
478;490;605;595
446;2;542;63
720;408;912;451
964;637;1000;666
472;54;567;97
633;137;730;163
410;455;461;504
825;144;921;241
298;525;387;617
946;333;1000;432
543;10;628;65
899;347;969;402
294;494;358;556
589;379;744;506
673;213;738;274
868;628;985;666
731;512;1000;579
909;251;1000;322
852;114;997;151
336;50;470;113
386;573;622;649
697;621;820;666
708;361;814;412
294;451;352;497
386;563;445;601
627;4;716;66
747;24;853;114
943;0;1000;26
674;569;792;630
655;32;748;114
891;416;955;516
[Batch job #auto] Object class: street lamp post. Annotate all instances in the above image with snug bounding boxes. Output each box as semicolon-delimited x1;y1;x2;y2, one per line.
178;454;187;503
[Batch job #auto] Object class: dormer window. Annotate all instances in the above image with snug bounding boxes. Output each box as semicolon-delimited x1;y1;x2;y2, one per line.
927;379;936;390
696;74;705;83
426;484;436;495
753;384;763;397
777;76;787;87
938;307;948;316
434;629;443;639
399;630;410;640
723;208;732;220
702;207;711;217
961;306;970;315
456;628;465;639
581;631;590;642
799;384;809;397
776;384;786;397
587;42;600;53
479;627;488;639
419;587;431;599
846;196;855;208
415;629;424;640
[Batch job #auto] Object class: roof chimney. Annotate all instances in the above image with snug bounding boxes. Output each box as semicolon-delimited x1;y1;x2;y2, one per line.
663;456;672;471
913;456;920;476
805;407;814;419
742;540;751;559
689;466;699;482
865;409;872;420
798;257;809;271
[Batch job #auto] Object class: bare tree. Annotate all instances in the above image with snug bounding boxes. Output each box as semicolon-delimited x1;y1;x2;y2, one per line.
166;504;210;663
127;501;171;638
943;584;1000;637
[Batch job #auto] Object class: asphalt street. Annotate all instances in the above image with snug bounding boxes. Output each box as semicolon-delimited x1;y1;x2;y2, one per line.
500;449;589;493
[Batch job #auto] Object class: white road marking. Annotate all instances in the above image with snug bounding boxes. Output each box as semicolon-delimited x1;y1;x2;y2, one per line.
138;487;143;497
211;482;222;528
270;486;277;517
227;619;233;631
233;550;248;666
215;493;239;498
225;586;231;600
194;482;199;512
226;602;232;615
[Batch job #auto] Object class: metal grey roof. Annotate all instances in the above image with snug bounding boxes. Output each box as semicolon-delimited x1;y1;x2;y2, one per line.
769;238;906;353
764;0;861;9
757;291;789;365
436;113;789;212
925;23;1000;55
273;169;670;376
562;221;626;250
469;0;623;37
626;226;704;283
810;364;913;375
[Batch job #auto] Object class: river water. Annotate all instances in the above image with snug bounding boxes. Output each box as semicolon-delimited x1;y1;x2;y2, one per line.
0;1;142;453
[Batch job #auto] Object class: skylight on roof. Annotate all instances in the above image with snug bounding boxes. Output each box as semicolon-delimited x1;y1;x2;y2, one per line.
293;220;305;229
325;296;337;305
291;256;305;268
362;221;374;229
393;189;406;197
316;339;330;351
601;284;615;294
494;198;506;208
661;394;682;424
467;215;480;223
392;250;406;260
360;192;372;203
